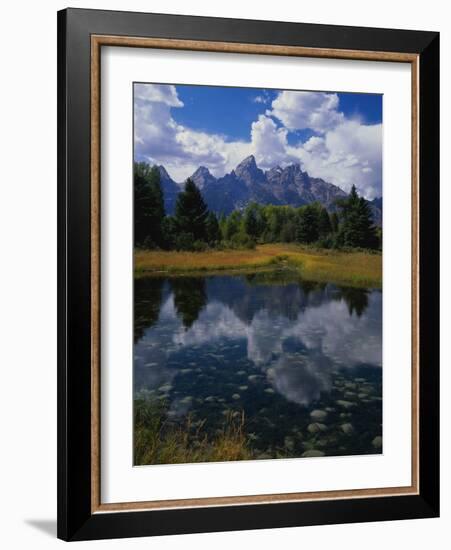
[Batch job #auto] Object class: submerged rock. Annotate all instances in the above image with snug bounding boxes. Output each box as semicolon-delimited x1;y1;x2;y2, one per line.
310;409;328;421
372;436;383;449
336;400;355;409
307;423;327;434
340;423;354;435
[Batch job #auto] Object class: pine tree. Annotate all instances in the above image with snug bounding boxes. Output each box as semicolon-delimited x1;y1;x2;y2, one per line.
244;206;259;239
205;211;221;245
296;205;319;243
356;197;378;248
318;207;332;237
338;185;378;248
134;162;165;247
330;212;339;233
174;178;209;241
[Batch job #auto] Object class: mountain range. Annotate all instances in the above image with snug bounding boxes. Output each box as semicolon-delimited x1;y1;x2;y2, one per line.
157;155;382;225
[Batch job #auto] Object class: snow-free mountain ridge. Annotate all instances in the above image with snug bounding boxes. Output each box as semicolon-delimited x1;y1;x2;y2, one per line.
157;155;382;224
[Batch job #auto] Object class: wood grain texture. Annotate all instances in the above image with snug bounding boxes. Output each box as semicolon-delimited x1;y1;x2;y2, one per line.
90;34;420;514
92;35;418;62
91;35;101;514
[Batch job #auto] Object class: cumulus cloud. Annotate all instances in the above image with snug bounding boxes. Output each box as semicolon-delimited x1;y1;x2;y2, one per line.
134;83;382;198
134;83;184;107
134;84;252;181
293;120;382;198
250;115;296;170
261;90;382;197
268;91;344;133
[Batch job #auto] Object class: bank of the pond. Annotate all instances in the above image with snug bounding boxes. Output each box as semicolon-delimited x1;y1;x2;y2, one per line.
134;244;382;288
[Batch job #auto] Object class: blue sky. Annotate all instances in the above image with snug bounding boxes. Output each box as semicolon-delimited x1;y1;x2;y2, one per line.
134;83;382;198
174;85;382;142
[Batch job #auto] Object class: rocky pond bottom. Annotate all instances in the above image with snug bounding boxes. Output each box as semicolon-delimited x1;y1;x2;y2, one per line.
133;272;382;464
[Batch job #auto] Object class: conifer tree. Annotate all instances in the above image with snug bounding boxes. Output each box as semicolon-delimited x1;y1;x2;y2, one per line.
174;178;209;241
134;162;165;247
296;204;319;243
244;205;259;239
356;197;378;248
338;185;378;248
318;207;332;237
205;211;221;245
330;212;339;233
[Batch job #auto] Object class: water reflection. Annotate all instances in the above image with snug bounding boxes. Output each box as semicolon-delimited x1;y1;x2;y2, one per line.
172;277;207;329
134;277;164;341
134;272;382;459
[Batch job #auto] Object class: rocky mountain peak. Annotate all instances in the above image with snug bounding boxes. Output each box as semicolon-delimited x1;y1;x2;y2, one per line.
190;166;216;189
192;166;211;177
236;154;257;169
157;165;172;181
266;165;283;176
234;155;265;184
155;158;381;226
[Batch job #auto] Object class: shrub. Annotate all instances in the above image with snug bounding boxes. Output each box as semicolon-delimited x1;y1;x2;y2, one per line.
316;234;336;249
142;236;157;250
231;232;256;249
192;240;208;252
174;232;195;251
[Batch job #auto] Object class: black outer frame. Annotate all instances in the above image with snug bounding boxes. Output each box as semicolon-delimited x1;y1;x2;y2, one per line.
57;8;439;542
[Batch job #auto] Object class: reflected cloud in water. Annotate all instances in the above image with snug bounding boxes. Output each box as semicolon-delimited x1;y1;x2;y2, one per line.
134;276;382;408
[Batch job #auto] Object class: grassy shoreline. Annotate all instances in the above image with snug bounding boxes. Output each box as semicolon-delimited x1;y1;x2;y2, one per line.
135;244;381;288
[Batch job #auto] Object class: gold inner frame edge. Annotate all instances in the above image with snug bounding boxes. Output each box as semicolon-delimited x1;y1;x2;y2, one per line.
90;35;420;514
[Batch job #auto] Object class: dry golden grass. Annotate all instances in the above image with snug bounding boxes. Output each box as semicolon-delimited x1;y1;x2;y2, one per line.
135;244;381;288
134;406;252;465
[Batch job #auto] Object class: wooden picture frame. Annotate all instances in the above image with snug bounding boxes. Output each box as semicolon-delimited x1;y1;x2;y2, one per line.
57;7;439;541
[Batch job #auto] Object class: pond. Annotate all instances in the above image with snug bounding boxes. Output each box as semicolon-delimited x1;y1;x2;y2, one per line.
133;271;382;463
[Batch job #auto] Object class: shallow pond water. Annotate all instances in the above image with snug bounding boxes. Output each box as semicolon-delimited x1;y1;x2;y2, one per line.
134;271;382;462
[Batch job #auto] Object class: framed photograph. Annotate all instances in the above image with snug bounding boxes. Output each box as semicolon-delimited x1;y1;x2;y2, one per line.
57;8;439;541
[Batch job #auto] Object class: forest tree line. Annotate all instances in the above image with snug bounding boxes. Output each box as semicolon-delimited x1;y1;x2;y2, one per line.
134;161;381;251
